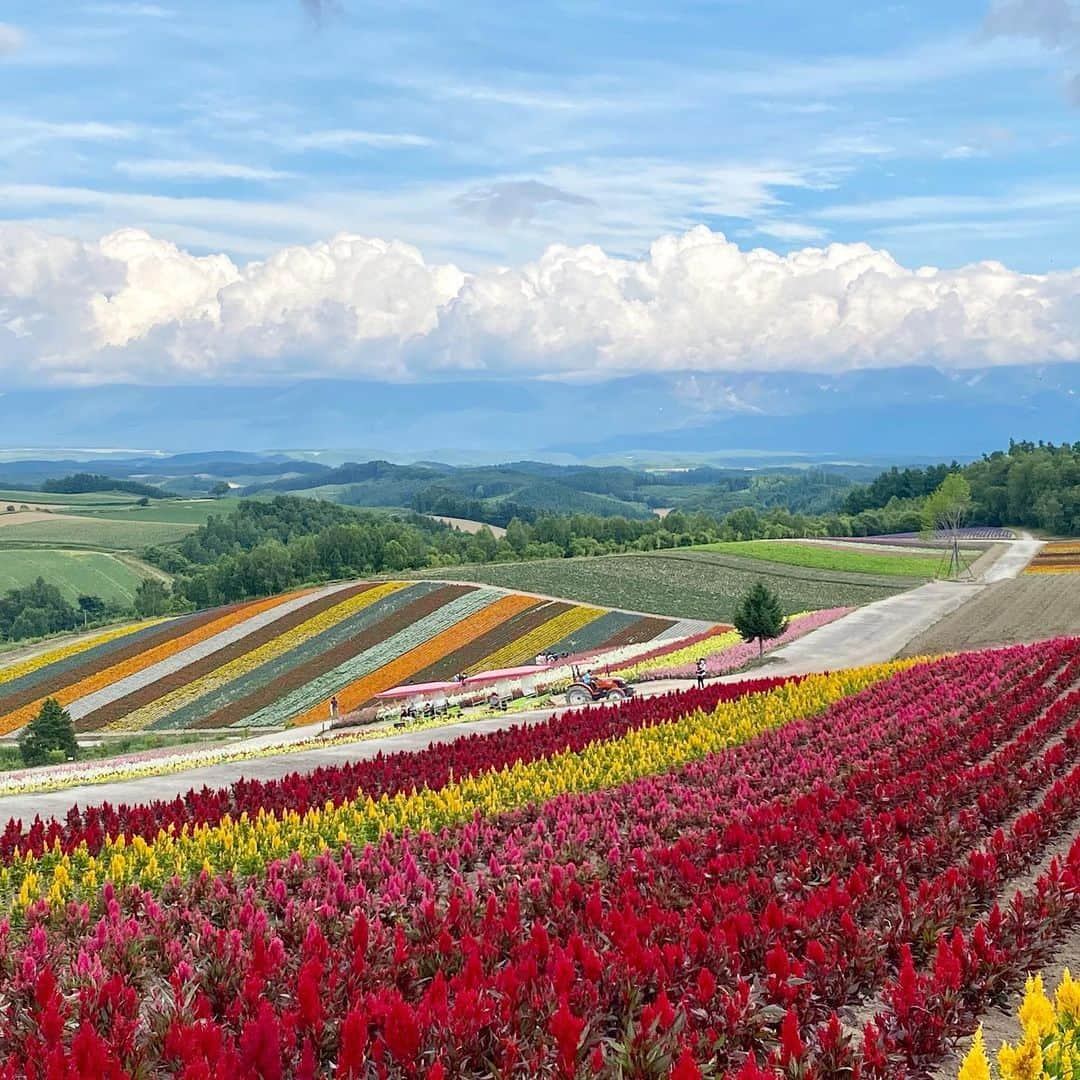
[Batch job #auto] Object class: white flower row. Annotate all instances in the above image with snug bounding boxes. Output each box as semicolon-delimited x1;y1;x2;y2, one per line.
67;581;359;720
235;587;505;728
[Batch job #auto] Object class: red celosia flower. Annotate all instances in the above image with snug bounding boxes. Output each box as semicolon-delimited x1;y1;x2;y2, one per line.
548;999;584;1077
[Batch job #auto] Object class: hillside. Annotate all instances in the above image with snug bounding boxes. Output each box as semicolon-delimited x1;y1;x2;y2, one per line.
0;453;860;523
0;580;703;735
0;550;156;606
413;548;911;621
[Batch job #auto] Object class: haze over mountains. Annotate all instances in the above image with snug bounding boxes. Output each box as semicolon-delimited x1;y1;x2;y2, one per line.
2;364;1077;463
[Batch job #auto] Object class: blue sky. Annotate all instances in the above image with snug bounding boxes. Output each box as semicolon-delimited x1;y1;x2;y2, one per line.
2;0;1077;269
0;0;1077;390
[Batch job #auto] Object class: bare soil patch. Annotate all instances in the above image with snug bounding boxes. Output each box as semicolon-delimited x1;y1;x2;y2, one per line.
428;515;507;538
902;575;1080;656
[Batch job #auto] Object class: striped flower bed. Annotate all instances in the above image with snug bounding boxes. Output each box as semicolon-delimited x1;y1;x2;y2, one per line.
102;583;407;731
1;661;913;912
1026;541;1080;574
464;603;606;673
0;582;689;734
0;617;171;688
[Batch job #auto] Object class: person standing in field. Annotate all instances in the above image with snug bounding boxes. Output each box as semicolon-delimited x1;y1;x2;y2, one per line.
696;658;706;689
329;695;339;721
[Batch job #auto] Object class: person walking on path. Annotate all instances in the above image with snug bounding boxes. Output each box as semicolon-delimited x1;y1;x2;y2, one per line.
695;658;706;690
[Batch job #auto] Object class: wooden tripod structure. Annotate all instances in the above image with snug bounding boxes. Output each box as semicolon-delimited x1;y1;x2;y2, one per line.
936;531;974;581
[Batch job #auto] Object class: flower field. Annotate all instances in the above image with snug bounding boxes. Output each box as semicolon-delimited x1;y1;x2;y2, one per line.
1026;542;1080;574
2;638;1080;1076
615;607;851;680
0;582;688;735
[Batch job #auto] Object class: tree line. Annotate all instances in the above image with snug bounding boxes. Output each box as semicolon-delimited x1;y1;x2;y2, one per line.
41;473;174;499
133;494;931;610
843;442;1080;535
0;577;168;643
14;439;1061;644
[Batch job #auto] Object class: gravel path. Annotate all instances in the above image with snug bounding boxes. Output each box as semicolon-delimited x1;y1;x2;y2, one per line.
982;534;1044;582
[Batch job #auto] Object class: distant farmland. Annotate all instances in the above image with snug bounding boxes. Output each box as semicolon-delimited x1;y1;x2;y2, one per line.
0;515;197;550
64;497;245;527
0;550;153;605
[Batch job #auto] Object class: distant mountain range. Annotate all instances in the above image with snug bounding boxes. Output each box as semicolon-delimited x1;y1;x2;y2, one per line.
2;363;1076;462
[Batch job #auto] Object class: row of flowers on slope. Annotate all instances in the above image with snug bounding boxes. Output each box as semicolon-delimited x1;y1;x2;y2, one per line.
463;603;606;674
0;588;317;735
0;640;1071;1076
0;616;170;688
0;677;794;852
608;623;738;676
0;688;637;800
0;580;691;737
101;582;409;732
0;662;911;912
279;591;539;728
153;583;455;732
1026;541;1080;574
617;607;852;681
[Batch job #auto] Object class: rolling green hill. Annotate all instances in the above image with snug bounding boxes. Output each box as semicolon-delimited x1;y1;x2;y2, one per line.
0;516;197;550
0;550;155;605
412;548;908;621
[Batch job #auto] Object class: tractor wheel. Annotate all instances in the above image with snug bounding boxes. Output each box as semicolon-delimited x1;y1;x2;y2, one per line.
566;687;591;706
605;689;627;702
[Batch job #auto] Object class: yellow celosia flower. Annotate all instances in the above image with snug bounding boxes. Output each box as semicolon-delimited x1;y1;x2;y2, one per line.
959;1027;990;1080
0;617;167;686
998;1028;1043;1080
1057;969;1080;1026
1;659;916;915
1020;973;1056;1039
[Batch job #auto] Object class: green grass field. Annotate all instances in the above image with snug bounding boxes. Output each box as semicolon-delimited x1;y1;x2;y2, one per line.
0;489;137;507
66;497;244;526
695;540;960;578
412;549;910;621
0;550;153;604
0;515;197;550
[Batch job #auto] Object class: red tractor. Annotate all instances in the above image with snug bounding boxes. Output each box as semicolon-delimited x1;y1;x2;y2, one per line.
564;668;635;706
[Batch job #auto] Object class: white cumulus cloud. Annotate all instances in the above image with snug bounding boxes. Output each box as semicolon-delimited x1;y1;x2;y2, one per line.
0;223;1077;385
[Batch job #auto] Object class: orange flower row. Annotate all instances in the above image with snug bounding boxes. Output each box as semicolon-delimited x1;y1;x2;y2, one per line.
290;592;537;726
0;590;311;736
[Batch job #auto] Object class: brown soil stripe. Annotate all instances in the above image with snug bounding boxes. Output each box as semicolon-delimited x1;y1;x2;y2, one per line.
595;615;675;652
76;583;376;729
403;600;571;685
0;605;240;717
192;584;474;729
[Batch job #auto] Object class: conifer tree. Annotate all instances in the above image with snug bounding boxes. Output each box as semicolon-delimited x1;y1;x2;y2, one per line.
19;697;78;767
732;581;788;659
